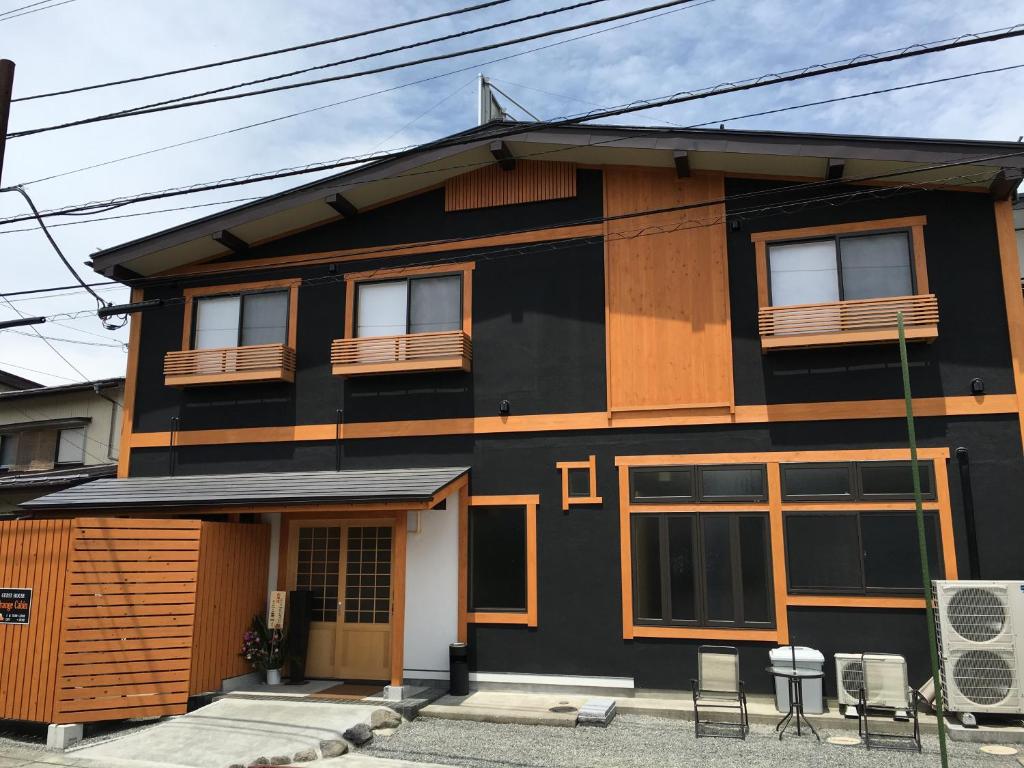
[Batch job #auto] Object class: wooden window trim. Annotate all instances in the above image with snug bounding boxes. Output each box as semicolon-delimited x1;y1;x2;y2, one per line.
463;494;538;628
617;448;956;642
752;216;934;350
555;455;602;511
181;278;300;351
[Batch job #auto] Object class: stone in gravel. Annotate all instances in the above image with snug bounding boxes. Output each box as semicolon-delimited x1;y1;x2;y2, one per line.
269;757;290;765
343;722;373;746
319;739;348;757
228;764;245;768
370;708;402;729
374;728;398;737
292;747;317;762
251;759;270;766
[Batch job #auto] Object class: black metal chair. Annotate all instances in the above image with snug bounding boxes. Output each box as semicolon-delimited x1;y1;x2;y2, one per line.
858;653;924;752
692;645;749;739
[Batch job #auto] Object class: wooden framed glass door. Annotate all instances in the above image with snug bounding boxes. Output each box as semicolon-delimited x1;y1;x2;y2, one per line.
288;520;394;680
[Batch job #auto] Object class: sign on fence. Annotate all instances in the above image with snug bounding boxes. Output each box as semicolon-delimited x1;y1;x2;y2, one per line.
268;590;286;630
0;588;31;625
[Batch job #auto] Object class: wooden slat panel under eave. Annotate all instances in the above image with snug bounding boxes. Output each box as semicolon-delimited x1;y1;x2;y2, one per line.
53;519;201;724
445;160;576;211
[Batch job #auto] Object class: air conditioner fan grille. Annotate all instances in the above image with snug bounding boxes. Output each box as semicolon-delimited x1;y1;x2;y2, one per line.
951;650;1015;707
840;660;864;699
946;587;1007;643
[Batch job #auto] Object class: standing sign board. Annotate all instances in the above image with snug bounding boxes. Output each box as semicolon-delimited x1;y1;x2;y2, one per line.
0;588;31;625
268;590;286;630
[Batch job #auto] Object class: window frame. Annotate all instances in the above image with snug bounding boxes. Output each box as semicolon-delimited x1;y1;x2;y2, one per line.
631;511;775;630
556;455;602;510
353;273;464;338
190;288;291;350
783;509;945;596
765;228;917;307
463;494;538;627
628;464;767;504
181;278;300;352
343;262;474;341
55;426;87;466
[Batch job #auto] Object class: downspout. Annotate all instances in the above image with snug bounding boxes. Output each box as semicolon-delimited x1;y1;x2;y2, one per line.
954;447;982;579
168;416;179;477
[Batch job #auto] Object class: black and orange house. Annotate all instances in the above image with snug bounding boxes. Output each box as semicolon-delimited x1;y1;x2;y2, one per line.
4;122;1024;726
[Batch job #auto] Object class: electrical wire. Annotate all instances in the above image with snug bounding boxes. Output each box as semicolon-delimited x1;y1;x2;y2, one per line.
0;0;54;17
13;0;714;187
6;329;125;348
0;281;117;299
7;0;713;137
0;0;78;22
0;295;92;380
6;24;1022;223
0;360;78;382
14;0;514;102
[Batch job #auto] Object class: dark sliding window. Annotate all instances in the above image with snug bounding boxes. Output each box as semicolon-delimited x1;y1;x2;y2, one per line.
629;465;766;503
631;513;773;628
780;461;935;502
785;511;944;595
468;505;527;612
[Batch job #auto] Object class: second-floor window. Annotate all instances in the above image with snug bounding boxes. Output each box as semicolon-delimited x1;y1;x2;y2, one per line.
56;427;86;465
768;230;914;306
193;289;289;349
0;434;16;469
356;275;462;337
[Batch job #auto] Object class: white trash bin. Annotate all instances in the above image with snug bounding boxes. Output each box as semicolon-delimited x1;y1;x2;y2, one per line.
768;646;825;714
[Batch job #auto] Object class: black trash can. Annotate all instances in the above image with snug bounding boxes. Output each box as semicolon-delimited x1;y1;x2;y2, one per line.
449;642;469;696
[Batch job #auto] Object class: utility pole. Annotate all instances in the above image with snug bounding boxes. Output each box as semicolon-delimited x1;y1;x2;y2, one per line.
0;59;14;186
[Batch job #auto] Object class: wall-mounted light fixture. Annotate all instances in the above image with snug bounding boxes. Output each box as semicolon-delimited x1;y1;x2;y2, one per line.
970;377;985;395
498;399;511;416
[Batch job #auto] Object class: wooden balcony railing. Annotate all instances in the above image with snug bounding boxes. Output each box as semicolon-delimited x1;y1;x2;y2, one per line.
331;330;472;376
164;343;296;386
758;294;939;351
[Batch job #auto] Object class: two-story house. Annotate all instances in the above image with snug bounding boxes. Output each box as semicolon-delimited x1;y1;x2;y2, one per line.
0;376;123;514
22;123;1024;699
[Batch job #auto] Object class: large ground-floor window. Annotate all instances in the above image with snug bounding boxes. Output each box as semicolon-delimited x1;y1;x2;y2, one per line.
632;512;774;629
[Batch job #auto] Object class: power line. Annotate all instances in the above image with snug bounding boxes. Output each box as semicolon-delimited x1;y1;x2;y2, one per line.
6;328;125;348
13;0;711;187
7;0;710;138
0;0;54;17
3;59;1016;238
0;0;78;22
0;295;91;380
5;24;1021;223
15;0;513;102
107;0;619;114
0;359;78;382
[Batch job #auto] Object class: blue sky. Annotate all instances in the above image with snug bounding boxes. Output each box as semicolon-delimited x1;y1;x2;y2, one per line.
1;0;1022;384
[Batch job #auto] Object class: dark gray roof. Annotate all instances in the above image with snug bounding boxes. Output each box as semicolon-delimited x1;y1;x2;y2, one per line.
0;377;123;401
0;463;116;490
21;466;469;510
0;369;41;391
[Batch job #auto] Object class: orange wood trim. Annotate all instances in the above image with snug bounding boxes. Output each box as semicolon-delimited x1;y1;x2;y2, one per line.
164;224;603;279
117;288;143;479
785;595;927;609
180;278;300;352
603;172;614;416
343;261;477;283
912;225;929;294
127;397;1015;449
766;463;789;644
994;199;1024;454
616;447;951;466
457;484;469;644
390;517;407;687
618;464;633;640
934;458;958;580
555;455;602;511
629;504;770;513
445;160;576;212
609;402;733;414
631;626;780;641
343;278;355;339
781;501;940;511
749;216;928;243
759;324;938;351
465;494;539;628
754;241;769;309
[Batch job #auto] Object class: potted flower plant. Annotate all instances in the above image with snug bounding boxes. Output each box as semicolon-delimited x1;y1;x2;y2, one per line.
241;614;286;685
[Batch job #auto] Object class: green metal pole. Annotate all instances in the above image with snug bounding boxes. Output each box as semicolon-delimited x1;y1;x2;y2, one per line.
898;311;949;768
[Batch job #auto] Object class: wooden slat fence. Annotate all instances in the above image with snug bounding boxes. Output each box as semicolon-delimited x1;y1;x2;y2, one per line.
189;522;270;695
0;519;73;723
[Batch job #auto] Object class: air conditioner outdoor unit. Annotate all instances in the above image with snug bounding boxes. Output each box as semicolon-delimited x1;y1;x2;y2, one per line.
934;580;1024;717
835;652;910;715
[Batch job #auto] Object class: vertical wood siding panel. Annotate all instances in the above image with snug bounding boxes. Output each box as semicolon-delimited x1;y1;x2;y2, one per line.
444;161;577;211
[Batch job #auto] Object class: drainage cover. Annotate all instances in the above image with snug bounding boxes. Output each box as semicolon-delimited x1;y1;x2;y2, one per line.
826;736;861;746
980;745;1018;756
549;706;578;713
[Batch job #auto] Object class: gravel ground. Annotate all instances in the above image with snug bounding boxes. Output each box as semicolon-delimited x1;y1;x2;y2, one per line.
362;714;1020;768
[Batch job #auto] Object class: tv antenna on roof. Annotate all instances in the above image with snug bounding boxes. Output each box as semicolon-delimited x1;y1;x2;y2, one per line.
477;74;539;126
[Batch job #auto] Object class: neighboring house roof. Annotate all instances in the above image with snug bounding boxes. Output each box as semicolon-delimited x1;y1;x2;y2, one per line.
0;377;124;402
0;463;117;491
88;122;1024;279
0;369;41;391
21;466;470;510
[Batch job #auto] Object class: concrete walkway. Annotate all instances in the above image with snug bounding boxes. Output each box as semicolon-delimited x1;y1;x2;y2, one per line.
66;698;384;768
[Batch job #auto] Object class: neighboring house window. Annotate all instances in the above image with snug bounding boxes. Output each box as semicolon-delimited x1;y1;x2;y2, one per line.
355;275;462;337
56;427;86;465
632;512;774;629
768;230;914;306
193;289;289;349
785;511;944;595
0;434;17;469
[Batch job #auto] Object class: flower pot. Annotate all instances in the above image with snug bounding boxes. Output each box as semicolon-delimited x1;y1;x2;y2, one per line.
266;668;282;686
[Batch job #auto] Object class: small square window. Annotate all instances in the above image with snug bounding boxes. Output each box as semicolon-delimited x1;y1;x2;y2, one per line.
567;468;590;498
